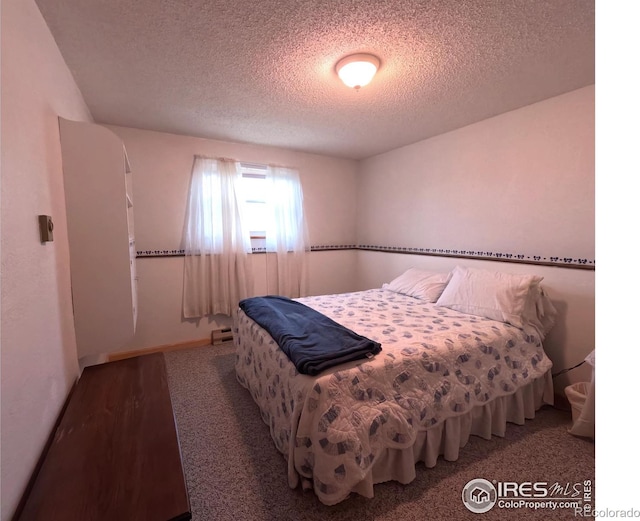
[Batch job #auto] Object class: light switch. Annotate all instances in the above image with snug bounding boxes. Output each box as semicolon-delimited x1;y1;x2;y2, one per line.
38;215;54;242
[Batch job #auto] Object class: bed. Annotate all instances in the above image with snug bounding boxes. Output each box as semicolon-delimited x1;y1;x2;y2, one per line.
234;266;556;506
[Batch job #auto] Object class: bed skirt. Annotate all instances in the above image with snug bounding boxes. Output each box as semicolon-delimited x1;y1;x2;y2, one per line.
313;371;554;503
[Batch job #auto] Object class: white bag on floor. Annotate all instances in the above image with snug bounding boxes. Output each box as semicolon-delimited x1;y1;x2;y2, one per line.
567;350;595;439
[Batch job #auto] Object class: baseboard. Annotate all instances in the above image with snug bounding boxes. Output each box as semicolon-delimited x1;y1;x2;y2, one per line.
108;337;213;362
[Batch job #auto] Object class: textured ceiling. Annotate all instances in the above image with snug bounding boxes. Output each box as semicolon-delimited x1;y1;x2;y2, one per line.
35;0;594;160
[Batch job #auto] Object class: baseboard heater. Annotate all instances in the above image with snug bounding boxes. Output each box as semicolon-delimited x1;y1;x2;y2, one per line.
211;327;233;345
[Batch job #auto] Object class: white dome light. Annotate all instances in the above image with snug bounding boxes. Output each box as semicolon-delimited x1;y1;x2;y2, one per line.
336;53;380;90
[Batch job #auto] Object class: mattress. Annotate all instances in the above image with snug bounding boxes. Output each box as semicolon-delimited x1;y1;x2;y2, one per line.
234;288;554;505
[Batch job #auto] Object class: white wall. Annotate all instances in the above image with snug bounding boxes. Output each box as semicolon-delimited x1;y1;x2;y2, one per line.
106;126;360;349
358;86;594;262
0;1;93;519
356;86;595;394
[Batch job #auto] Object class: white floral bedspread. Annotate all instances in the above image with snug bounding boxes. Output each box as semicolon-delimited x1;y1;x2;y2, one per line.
234;289;552;505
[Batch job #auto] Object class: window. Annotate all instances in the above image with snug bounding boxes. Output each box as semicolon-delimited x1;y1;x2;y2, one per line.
239;163;269;241
238;162;308;253
183;156;309;303
185;157;308;254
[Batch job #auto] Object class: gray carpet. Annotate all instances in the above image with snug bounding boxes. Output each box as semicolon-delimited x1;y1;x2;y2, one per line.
164;344;595;521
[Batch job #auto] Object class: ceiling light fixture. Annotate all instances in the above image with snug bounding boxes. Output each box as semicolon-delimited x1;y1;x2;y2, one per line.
336;53;380;90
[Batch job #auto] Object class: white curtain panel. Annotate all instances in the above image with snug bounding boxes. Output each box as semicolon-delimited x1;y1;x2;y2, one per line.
182;157;254;317
264;166;310;298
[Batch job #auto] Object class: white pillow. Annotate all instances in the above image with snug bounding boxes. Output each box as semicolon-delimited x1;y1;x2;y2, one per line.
435;266;543;331
382;268;452;302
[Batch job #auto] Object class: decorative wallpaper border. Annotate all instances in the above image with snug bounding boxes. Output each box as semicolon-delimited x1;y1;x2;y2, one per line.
358;245;595;270
136;245;357;257
137;245;595;270
251;244;358;253
310;244;358;251
137;249;185;257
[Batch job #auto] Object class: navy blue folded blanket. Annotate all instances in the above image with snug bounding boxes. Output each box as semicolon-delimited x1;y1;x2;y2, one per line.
238;295;382;376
